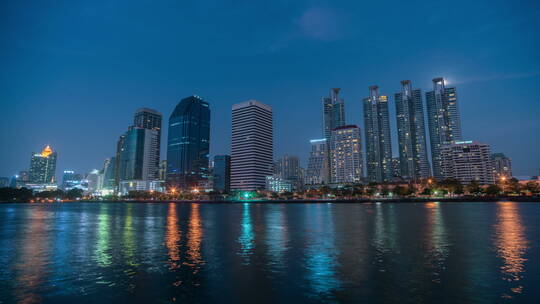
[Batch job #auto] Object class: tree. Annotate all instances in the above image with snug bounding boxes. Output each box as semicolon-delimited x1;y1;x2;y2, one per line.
524;181;540;195
393;185;409;197
65;188;84;200
485;184;502;196
507;178;522;195
466;181;482;195
421;188;432;196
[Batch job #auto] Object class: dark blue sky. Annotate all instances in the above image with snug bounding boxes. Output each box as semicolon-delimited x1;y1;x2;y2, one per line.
1;0;539;178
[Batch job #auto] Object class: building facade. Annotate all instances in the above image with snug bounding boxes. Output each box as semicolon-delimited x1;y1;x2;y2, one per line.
323;88;346;141
29;145;57;184
330;125;363;184
134;108;162;179
492;153;513;180
426;77;462;179
231;100;273;191
305;139;329;185
275;155;303;191
440;141;493;184
61;170;84;190
363;86;393;183
166;96;211;190
395;80;430;180
266;175;293;193
117;127;159;182
213;155;231;193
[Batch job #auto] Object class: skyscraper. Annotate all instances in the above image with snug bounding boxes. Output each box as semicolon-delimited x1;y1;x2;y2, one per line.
440;140;493;184
231;100;273;191
117;127;159;181
101;157;116;190
213;155;231;193
492;153;513;179
363;86;393;183
166;96;211;190
305;139;329;185
61;170;83;190
395;80;430;180
275;155;303;191
323;88;346;141
330;125;363;184
426;77;462;179
29;145;57;184
134;108;162;178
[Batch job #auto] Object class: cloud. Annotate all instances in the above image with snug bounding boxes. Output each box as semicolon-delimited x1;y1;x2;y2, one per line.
296;6;343;42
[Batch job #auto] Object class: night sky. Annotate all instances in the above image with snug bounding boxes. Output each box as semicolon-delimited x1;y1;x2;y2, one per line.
1;0;539;179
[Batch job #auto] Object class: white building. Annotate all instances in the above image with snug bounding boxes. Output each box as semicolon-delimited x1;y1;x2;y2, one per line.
231;100;273;191
440;140;494;184
266;175;292;193
119;180;165;196
330;125;363;184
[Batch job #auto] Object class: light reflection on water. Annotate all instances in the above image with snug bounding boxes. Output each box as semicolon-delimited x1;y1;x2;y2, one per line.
0;201;539;303
494;201;529;298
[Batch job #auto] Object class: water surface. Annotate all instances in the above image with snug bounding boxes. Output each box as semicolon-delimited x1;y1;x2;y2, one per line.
0;201;539;303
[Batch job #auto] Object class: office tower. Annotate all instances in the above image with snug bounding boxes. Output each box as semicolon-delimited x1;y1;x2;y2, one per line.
391;157;401;178
492;153;513;179
330;125;363;184
363;86;393;183
85;169;102;193
275;155;303;190
0;177;9;188
29;145;57;184
440;140;493;184
101;157;116;190
166;96;211;190
213;155;231;193
158;160;167;181
306;139;329;185
62;170;84;190
426;77;462;179
323;88;346;141
114;133;126;189
134;108;162;178
231;100;273;191
117;127;159;181
395;80;430;180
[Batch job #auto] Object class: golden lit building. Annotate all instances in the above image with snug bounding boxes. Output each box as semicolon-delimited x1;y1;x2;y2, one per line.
29;145;57;184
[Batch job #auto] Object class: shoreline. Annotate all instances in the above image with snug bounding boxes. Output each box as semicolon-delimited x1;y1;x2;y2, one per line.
1;196;539;204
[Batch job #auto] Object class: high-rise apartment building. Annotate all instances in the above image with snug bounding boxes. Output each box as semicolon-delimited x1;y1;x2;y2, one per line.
275;155;303;191
426;77;462;179
213;155;231;193
323;88;346;141
440;140;493;184
492;153;513;179
395;80;430;180
166;96;211;190
363;86;393;183
231;100;273;191
29;145;57;184
305;139;329;185
330;125;363;184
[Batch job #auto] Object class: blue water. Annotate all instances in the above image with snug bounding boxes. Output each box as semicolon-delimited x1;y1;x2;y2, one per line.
0;201;539;303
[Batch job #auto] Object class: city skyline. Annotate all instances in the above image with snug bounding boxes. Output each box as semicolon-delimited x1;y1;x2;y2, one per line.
1;1;539;178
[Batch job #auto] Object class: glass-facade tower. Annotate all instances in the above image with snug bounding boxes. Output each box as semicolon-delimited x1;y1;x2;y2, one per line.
395;80;430;180
363;85;393;183
166;96;211;190
426;77;462;179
